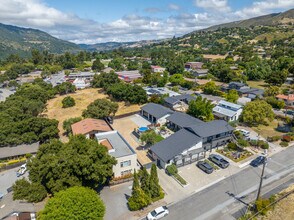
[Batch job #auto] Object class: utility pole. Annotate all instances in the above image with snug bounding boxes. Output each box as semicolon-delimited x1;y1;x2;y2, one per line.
255;157;267;207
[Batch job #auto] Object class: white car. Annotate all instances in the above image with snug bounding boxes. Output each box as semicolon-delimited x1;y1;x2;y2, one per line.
16;164;27;177
146;206;169;220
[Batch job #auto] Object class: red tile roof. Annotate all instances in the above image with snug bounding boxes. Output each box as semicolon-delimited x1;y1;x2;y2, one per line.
276;94;294;101
71;118;112;135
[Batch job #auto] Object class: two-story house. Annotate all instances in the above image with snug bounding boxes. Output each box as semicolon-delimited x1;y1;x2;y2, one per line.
213;100;243;122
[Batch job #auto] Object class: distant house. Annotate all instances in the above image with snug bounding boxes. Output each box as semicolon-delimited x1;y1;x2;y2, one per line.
144;87;180;97
213;100;243;122
72;78;90;89
102;67;114;73
71;118;112;138
96;131;138;178
285;77;294;85
151;65;166;73
67;72;96;81
164;94;196;110
223;82;264;100
140;103;173;125
224;82;247;91
276;94;294;107
184;62;204;70
115;70;142;82
193;69;209;77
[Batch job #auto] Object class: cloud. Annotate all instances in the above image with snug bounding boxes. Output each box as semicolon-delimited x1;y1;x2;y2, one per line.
0;0;292;44
234;0;294;18
168;3;181;10
195;0;231;12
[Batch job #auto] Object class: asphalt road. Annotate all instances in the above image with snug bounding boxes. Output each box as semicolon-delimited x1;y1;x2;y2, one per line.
166;147;294;220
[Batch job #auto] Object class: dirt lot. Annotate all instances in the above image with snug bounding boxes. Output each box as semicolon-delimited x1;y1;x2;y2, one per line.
43;88;140;141
260;185;294;220
252;119;284;138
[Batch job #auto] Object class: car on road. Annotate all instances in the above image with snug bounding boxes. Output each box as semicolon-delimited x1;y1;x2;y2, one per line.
197;161;214;174
16;164;27;177
147;206;169;220
250;156;266;167
209;154;230;169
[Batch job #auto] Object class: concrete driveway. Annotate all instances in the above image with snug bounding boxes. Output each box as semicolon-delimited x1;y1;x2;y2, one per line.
130;114;150;127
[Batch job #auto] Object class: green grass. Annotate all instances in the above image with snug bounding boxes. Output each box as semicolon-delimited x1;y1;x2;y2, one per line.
252;119;285;138
154;134;164;143
173;173;187;185
246;80;267;89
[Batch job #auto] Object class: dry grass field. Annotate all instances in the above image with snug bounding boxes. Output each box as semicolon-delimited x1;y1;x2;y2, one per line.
259;185;294;220
43;88;140;141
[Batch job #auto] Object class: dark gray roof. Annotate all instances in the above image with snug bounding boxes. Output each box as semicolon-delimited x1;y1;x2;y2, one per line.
229;82;246;87
239;88;264;96
167;112;204;128
150;129;202;162
164;96;180;105
141;103;173;119
186;120;234;138
0;142;39;159
164;94;196;105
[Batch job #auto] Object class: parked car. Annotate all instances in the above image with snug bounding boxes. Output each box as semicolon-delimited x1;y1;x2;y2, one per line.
147;206;169;220
237;129;250;138
250;156;266;167
209;154;230;169
197;161;214;174
105;116;113;124
16;164;27;177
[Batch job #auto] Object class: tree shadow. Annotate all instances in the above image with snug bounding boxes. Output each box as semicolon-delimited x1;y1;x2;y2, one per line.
124;193;131;201
226;191;249;206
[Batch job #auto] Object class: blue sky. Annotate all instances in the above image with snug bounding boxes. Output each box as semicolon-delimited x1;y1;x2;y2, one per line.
0;0;293;44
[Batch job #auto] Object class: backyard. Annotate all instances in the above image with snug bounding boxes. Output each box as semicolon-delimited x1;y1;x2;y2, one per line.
43;88;140;141
252;119;285;138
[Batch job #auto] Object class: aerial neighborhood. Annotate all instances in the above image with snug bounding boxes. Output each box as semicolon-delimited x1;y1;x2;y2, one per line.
0;4;293;220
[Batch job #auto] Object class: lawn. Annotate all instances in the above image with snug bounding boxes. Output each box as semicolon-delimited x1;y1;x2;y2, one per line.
44;88;140;141
252;119;285;138
247;80;267;89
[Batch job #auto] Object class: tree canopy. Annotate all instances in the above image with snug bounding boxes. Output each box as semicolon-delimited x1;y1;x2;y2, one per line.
38;186;105;220
27;135;117;194
82;99;119;119
241;100;274;126
62;96;75;108
92;59;104;72
226;89;239;103
187;96;214;121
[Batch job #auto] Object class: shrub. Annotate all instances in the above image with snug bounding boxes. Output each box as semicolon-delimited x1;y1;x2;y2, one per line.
228;142;238;151
166;164;178;176
280;141;289;147
282;135;291;142
62;96;75;108
173;173;187;185
267;136;281;142
257;140;269;149
255;198;271;215
238;139;249;147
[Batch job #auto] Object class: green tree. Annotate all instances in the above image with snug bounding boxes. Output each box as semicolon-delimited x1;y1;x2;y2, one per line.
13;178;47;203
140;167;150;196
169;74;184;86
265;69;288;86
264;86;280;97
28;135;117;194
187;96;214;121
38;186;105;220
140;130;163;145
82;99;118;119
149;164;161;199
226;89;239;103
202;81;219;95
91;72;120;89
128;171;151;211
265;96;285;109
63;117;82;135
62;96;75;108
92;59;105;72
241;100;274;126
55;82;76;95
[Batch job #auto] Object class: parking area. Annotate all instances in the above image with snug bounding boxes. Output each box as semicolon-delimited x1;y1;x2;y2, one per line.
112;114;153;166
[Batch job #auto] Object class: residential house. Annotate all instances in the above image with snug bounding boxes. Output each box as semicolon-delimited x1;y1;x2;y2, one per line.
115;70;142;82
224;82;247;91
184;62;203;70
144;87;180;97
72;78;90;89
223;82;264;100
67;72;96;81
0;143;39;161
193;69;209;77
166;112;204;131
164;94;196;110
71;118;112;138
276;94;294;107
96;131;138;177
213;100;243;122
150;120;233;168
140;103;173;125
151;65;166;73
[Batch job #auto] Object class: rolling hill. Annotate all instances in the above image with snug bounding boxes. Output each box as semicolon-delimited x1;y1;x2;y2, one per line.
0;23;80;59
203;8;294;31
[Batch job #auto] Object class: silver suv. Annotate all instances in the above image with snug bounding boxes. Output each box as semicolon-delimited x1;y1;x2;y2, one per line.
209;154;230;169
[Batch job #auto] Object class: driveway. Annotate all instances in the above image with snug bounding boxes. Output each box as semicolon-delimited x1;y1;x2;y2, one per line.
0;166;28;196
130;114;150;128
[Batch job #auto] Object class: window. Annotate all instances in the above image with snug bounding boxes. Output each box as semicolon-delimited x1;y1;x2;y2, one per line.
120;160;131;168
121;169;132;176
